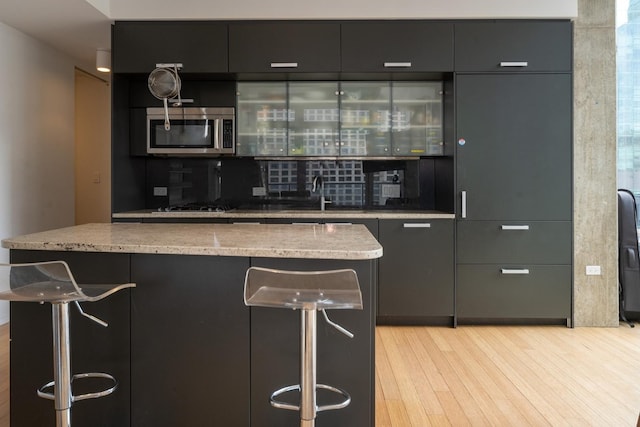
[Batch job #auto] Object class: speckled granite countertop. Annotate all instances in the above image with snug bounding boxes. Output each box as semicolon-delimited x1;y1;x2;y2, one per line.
112;209;455;220
1;222;383;260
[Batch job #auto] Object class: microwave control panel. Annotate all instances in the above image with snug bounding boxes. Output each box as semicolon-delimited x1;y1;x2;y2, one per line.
222;119;234;149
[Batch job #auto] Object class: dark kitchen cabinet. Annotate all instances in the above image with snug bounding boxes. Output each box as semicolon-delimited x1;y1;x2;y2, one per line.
456;74;572;221
454;21;572;72
341;21;454;73
112;21;228;73
455;73;572;323
228;22;340;73
9;251;132;427
377;219;454;321
130;254;250;426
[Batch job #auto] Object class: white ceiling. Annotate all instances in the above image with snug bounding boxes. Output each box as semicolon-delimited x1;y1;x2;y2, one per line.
0;0;111;72
0;0;578;74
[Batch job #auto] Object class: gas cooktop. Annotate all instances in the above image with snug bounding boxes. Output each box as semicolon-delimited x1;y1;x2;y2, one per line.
157;202;235;213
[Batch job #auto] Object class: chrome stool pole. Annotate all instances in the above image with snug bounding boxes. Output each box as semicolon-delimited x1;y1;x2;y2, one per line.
52;303;72;427
300;308;317;425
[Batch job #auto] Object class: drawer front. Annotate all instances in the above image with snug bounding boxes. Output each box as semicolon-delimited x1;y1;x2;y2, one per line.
457;265;571;318
457;221;572;264
454;21;572;72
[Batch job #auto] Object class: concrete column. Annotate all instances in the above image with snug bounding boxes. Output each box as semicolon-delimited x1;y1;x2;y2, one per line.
573;0;618;326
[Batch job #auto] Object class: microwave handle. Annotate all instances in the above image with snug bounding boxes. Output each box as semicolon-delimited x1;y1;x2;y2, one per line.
214;119;221;150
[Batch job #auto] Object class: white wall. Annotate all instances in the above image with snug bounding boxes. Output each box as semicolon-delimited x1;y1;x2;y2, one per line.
110;0;578;19
0;22;76;323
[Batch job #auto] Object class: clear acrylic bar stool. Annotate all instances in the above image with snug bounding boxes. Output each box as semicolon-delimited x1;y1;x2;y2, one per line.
0;261;135;427
244;266;362;427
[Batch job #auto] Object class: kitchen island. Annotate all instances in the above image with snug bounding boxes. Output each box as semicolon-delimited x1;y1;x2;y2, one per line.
2;222;382;427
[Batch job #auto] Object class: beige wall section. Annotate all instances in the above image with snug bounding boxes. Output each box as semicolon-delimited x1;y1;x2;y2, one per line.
75;70;111;224
573;0;619;326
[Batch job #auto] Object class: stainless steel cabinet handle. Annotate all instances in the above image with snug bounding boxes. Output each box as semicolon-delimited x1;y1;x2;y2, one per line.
461;191;467;219
233;222;261;225
326;223;353;226
499;61;529;67
403;223;431;228
501;225;530;231
270;62;299;68
501;269;530;275
292;222;321;225
384;62;412;68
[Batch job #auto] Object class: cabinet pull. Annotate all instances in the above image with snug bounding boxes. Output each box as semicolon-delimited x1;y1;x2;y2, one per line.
292;222;321;225
499;61;529;67
270;62;299;68
461;191;467;219
155;63;183;69
233;222;261;225
326;222;352;226
384;62;412;68
501;269;530;275
501;225;530;231
403;223;431;228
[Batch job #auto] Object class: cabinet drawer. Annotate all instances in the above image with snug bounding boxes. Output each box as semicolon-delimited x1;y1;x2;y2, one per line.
457;265;571;318
454;21;572;72
229;22;340;73
341;21;453;72
457;221;571;264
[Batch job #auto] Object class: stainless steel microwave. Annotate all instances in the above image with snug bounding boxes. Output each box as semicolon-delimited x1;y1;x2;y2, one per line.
147;107;235;155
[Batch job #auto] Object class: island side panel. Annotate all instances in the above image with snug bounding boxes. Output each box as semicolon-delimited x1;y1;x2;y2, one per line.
130;254;251;427
249;257;375;427
9;250;132;427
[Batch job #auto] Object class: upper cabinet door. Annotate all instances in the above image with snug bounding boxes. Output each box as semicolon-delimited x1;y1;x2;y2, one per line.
454;21;572;72
229;22;341;73
112;21;228;73
341;21;454;73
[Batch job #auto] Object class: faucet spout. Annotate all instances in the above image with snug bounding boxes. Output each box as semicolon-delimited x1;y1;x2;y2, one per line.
313;175;331;211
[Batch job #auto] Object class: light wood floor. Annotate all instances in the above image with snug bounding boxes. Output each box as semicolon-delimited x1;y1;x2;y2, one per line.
376;325;640;426
1;323;640;426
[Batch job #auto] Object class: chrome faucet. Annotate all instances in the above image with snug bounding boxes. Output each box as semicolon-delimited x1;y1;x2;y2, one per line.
312;175;332;211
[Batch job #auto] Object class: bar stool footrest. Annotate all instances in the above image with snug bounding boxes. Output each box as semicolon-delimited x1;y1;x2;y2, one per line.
270;383;352;412
37;372;118;402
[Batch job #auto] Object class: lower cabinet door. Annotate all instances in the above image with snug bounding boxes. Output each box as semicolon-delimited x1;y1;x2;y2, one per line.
457;265;571;319
378;219;454;319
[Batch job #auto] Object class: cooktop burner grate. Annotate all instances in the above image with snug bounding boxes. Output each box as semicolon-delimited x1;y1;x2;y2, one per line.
158;202;234;212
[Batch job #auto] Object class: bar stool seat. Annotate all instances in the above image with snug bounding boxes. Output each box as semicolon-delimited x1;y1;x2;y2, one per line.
0;260;136;427
244;266;362;427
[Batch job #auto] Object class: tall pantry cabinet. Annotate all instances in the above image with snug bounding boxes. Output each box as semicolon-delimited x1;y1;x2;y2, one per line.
454;21;573;324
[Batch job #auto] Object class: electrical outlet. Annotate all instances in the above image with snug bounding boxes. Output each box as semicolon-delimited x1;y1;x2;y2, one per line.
586;265;601;276
252;187;266;197
153;186;168;197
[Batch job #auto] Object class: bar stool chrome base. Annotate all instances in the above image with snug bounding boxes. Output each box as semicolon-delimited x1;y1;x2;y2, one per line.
37;372;118;402
270;383;352;412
